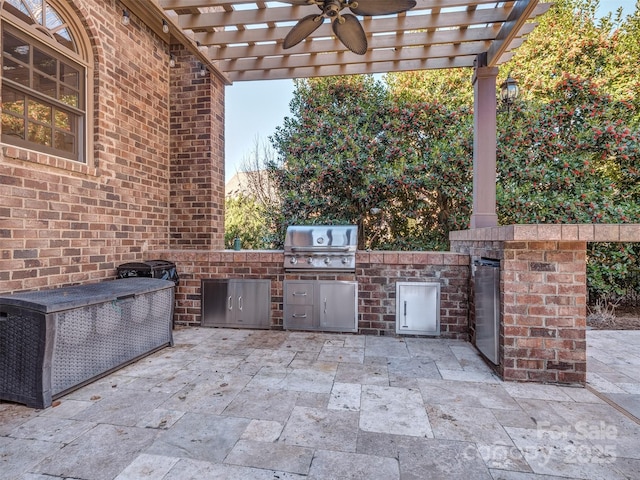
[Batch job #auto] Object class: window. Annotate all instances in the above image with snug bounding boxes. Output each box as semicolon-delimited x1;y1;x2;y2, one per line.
1;0;85;162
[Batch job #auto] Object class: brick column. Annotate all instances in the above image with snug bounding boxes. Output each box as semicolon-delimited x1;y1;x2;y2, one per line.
168;45;225;249
501;241;587;384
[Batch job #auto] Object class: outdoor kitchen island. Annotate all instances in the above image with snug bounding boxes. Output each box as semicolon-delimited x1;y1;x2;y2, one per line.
282;225;359;333
170;243;470;339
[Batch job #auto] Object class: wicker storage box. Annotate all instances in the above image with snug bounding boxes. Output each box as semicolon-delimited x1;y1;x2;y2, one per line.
0;278;174;409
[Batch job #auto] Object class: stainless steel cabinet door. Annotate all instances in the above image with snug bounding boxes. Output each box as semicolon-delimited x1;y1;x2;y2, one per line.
201;279;230;327
232;279;271;328
318;281;358;333
474;261;500;364
395;282;441;336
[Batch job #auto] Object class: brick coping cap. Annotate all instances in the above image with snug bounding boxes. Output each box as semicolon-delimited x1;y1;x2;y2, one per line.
449;224;640;242
152;249;465;256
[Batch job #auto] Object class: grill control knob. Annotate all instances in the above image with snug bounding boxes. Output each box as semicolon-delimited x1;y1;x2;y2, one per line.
324;257;331;265
289;257;297;265
342;257;349;264
307;257;313;264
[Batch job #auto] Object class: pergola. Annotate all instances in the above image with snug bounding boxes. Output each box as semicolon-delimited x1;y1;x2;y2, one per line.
124;0;551;227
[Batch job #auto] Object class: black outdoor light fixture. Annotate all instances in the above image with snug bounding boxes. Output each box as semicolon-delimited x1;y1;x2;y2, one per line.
500;73;519;113
169;54;176;68
162;19;170;34
198;62;207;77
122;9;130;26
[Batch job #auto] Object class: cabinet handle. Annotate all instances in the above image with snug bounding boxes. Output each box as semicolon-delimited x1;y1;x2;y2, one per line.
402;300;408;328
228;295;233;311
238;296;243;311
324;298;327;315
292;291;307;296
292;313;307;318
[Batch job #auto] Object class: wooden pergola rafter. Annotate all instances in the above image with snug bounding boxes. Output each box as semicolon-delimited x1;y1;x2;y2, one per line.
122;0;551;228
142;0;550;83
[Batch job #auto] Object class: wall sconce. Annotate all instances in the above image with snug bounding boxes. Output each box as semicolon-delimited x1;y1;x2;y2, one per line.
500;73;519;113
198;63;207;77
122;9;130;26
162;19;170;34
169;54;176;68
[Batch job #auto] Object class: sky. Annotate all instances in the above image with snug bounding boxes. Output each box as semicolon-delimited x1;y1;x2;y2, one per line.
224;0;637;181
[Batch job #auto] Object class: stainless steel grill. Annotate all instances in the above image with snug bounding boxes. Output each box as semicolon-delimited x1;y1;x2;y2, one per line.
284;225;357;272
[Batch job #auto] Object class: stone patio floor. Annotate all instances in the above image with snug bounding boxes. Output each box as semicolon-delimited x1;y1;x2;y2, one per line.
1;327;639;480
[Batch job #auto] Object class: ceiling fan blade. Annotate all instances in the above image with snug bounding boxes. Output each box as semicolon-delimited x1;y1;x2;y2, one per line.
333;14;367;55
283;14;324;49
350;0;417;16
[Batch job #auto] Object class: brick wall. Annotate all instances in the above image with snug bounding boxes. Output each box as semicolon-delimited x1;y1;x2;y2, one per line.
0;1;225;295
155;250;470;338
501;241;587;384
169;46;225;249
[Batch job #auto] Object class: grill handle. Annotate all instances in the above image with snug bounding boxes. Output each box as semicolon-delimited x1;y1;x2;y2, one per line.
290;246;351;252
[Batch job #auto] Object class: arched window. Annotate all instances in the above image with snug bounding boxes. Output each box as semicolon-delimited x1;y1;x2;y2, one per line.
1;0;86;163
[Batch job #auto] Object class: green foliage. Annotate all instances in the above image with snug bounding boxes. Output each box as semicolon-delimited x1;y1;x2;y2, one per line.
496;74;640;225
385;68;474;108
268;76;472;250
507;0;639;109
587;242;640;301
224;195;270;249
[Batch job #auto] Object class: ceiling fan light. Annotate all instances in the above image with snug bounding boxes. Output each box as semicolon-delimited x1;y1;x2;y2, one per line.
325;2;340;17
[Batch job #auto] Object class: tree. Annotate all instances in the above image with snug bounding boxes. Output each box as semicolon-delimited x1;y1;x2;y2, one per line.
268;75;472;250
238;136;280;209
224;136;279;249
224;194;270;249
496;74;639;225
268;76;395;249
506;0;639;113
385;68;474;108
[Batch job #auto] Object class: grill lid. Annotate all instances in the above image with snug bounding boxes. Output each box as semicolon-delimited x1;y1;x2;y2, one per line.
284;225;357;271
284;225;357;251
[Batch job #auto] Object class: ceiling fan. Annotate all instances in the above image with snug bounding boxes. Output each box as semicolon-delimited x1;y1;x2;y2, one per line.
280;0;417;55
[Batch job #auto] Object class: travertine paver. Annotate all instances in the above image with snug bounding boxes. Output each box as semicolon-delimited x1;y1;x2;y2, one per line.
145;412;250;462
359;385;433;438
308;450;400;480
31;424;157;480
587;330;640;420
1;327;639;480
